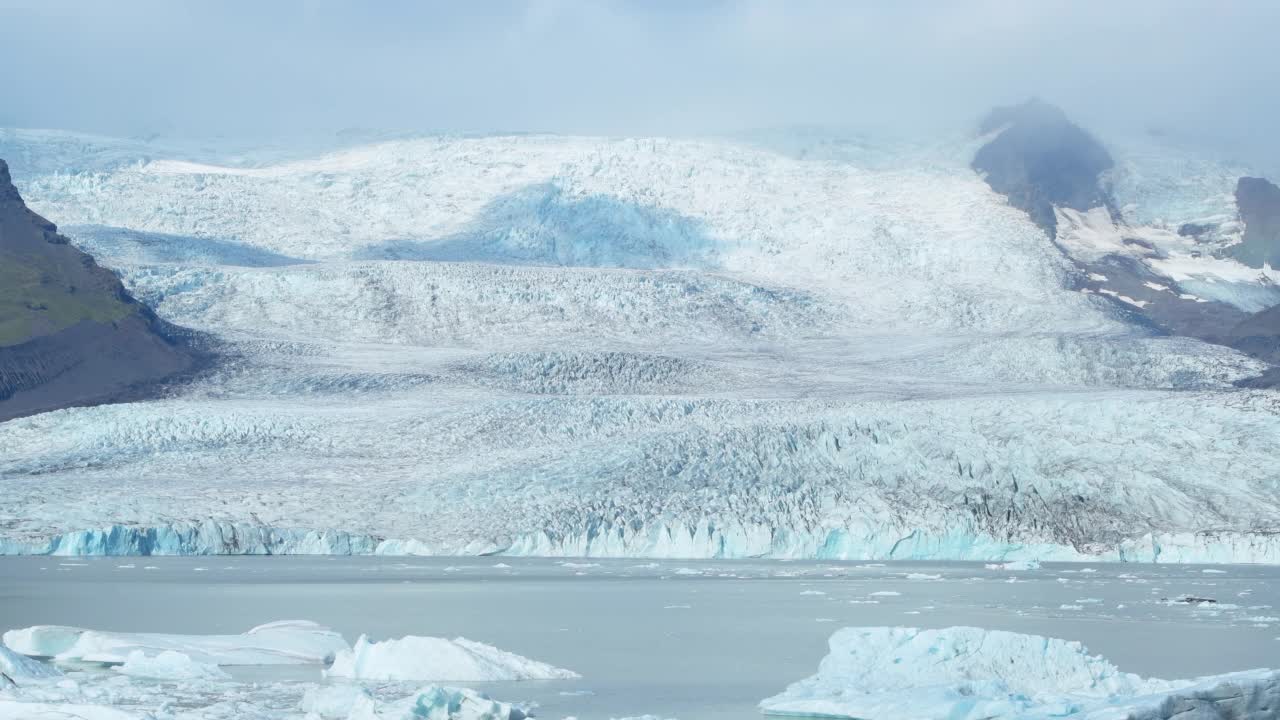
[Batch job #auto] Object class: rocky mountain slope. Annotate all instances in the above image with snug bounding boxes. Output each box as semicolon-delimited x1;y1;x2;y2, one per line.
973;101;1280;385
1231;176;1280;269
0;159;201;422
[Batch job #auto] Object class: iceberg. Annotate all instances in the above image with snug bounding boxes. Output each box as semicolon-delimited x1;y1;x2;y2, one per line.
115;649;231;681
0;644;60;683
2;619;347;666
326;634;579;682
760;626;1280;719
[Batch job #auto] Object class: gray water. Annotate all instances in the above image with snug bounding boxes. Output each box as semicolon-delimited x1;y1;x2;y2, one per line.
2;556;1277;719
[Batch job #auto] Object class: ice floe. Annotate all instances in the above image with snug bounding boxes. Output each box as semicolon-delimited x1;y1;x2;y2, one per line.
985;560;1041;571
356;685;527;720
0;700;142;719
760;626;1280;719
2;620;347;666
300;683;528;720
115;649;231;681
326;634;579;682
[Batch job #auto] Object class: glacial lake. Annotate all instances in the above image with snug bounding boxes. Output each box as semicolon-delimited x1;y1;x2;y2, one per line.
2;556;1277;719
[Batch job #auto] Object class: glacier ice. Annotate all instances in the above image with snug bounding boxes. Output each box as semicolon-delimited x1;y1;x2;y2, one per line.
326;634;579;682
759;626;1280;719
0;645;60;683
2;620;348;666
1;128;1279;564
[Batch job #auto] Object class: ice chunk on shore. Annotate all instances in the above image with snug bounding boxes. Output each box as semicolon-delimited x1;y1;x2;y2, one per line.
327;634;579;682
759;626;1280;719
0;644;61;682
2;619;347;665
115;649;231;681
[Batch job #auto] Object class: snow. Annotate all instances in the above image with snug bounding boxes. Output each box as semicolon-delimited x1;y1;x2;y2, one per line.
2;620;347;666
1;128;1279;564
1054;206;1280;313
759;626;1280;719
326;634;579;682
114;650;231;681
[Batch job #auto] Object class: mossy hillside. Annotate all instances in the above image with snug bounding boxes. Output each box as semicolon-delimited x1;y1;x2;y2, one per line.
0;250;135;346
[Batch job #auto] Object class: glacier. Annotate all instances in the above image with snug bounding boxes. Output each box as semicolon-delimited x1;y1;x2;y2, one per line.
1;127;1279;563
759;626;1280;719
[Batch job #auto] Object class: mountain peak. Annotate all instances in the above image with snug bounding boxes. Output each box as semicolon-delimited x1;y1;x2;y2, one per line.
1229;176;1280;270
0;159;18;203
972;100;1115;236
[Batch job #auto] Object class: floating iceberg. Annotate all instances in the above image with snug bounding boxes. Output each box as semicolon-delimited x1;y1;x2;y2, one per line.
327;634;579;682
115;649;231;681
2;619;347;666
0;644;60;682
760;626;1280;719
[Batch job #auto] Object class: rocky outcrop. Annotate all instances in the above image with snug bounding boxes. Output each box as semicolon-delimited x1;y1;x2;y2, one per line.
1229;176;1280;269
1229;302;1280;365
0;158;204;422
973;99;1115;237
971;104;1280;386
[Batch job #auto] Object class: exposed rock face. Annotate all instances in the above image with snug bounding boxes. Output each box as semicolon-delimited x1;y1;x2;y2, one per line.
971;103;1280;386
0;158;203;422
973;99;1115;237
1230;302;1280;364
1230;176;1280;269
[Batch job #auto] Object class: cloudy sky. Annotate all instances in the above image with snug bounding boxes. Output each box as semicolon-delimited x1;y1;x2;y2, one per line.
1;0;1277;150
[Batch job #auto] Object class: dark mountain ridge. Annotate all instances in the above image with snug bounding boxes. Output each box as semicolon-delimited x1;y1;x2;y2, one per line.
0;158;207;422
972;101;1280;386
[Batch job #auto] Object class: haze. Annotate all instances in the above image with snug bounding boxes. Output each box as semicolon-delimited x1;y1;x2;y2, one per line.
2;0;1278;155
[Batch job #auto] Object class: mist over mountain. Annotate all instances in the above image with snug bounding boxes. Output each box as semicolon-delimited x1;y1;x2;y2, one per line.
2;0;1279;164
